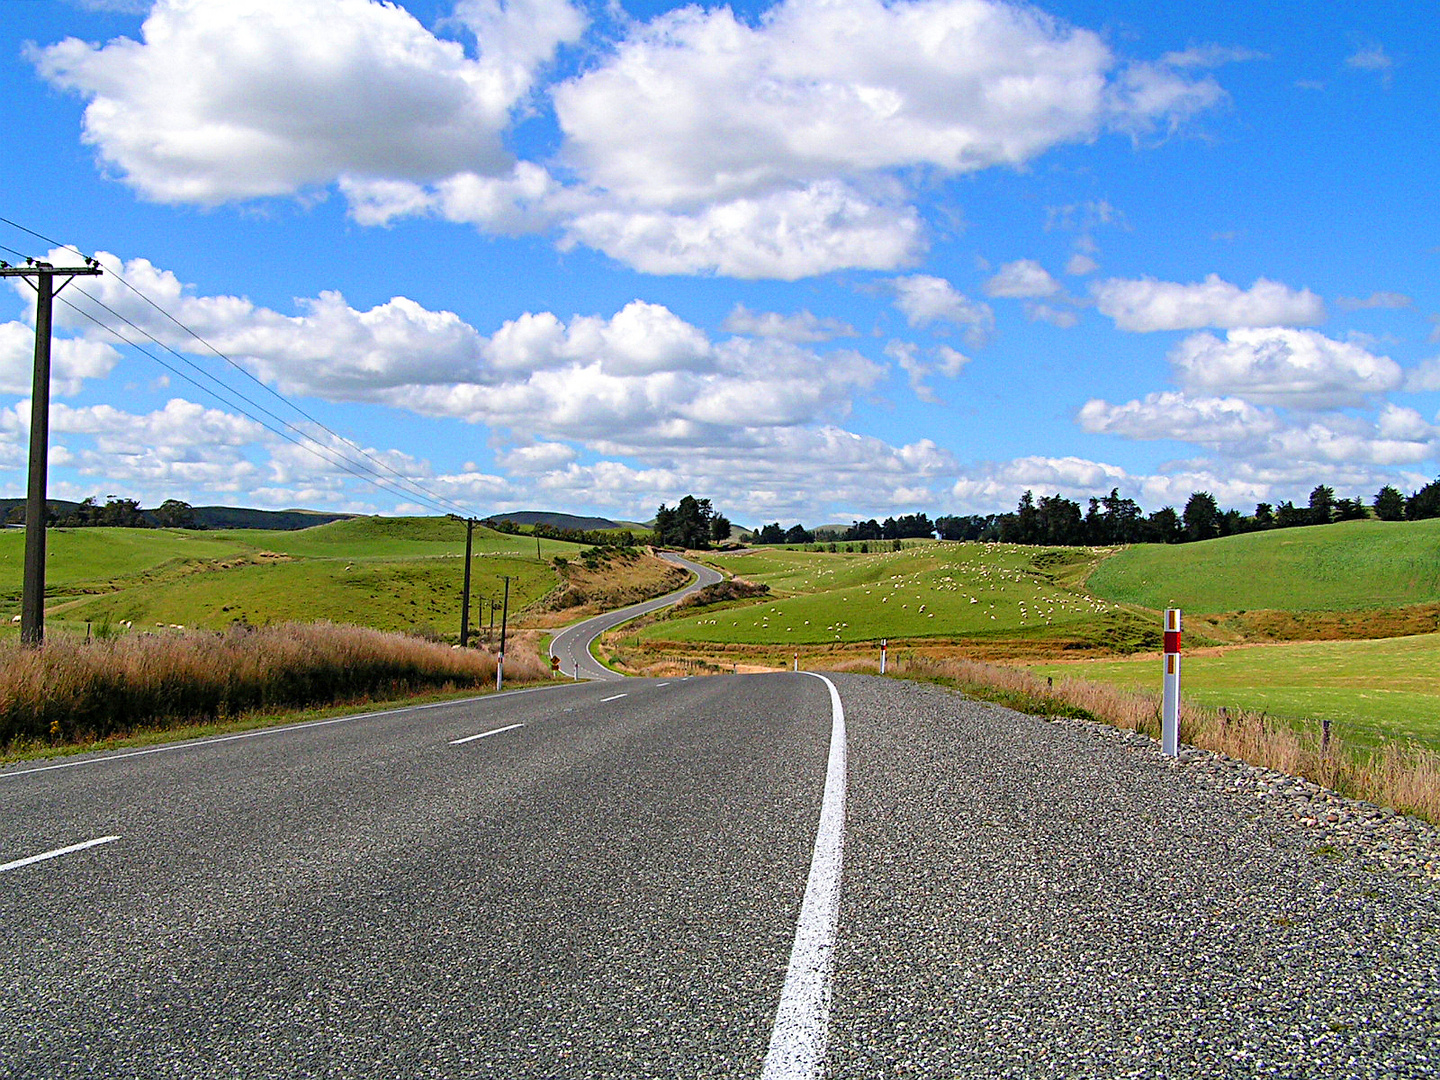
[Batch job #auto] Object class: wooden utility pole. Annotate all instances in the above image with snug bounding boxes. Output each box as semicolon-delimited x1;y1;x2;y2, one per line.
448;514;480;646
0;258;103;646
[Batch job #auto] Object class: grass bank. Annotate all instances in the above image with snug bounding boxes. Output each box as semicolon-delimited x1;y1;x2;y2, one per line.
1028;634;1440;751
0;622;550;751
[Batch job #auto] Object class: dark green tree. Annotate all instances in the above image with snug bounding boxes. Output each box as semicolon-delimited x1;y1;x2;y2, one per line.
1145;507;1182;543
1407;478;1440;520
1181;491;1219;541
155;499;198;529
1374;485;1406;521
1308;484;1335;526
1332;496;1367;522
757;522;786;544
1274;500;1308;528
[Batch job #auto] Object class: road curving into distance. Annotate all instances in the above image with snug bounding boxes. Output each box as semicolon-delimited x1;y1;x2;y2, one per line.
548;551;723;680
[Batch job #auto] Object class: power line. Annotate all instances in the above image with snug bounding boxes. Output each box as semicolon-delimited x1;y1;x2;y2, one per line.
63;285;474;517
0;215;480;517
56;297;467;517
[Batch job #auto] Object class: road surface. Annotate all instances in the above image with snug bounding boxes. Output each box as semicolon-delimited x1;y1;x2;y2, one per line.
2;674;1435;1078
548;551;723;680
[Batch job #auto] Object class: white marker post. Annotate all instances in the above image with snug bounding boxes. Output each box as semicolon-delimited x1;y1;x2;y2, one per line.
879;638;887;675
1161;608;1181;757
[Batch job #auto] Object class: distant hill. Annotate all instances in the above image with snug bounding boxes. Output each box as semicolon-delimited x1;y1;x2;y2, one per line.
188;506;356;530
484;510;629;532
0;498;354;531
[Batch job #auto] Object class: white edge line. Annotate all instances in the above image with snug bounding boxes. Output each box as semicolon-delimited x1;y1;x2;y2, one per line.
600;693;628;703
761;671;847;1080
0;683;567;781
0;835;121;873
449;722;526;745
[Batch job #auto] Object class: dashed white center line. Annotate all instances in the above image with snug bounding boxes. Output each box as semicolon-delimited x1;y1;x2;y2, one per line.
655;682;670;687
600;694;628;703
1;835;121;873
449;723;525;745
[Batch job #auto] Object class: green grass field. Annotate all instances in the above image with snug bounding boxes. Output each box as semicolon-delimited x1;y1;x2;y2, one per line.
0;517;584;639
1087;517;1440;613
639;542;1153;651
1028;633;1440;751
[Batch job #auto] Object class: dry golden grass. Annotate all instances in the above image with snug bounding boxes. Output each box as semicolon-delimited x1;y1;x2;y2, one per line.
0;622;550;749
880;654;1440;824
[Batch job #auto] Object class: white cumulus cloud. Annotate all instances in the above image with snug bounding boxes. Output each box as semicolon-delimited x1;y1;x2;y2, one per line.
721;305;856;343
31;0;584;203
1093;274;1326;331
892;275;994;344
984;259;1061;299
1077;392;1282;443
0;322;120;396
1170;327;1403;409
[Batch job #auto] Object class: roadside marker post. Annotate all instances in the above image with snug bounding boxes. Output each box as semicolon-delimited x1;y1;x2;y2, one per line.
496;576;510;692
1162;608;1181;757
879;638;887;675
794;651;799;672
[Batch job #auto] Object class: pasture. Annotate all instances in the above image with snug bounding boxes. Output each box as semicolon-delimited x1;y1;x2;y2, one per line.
636;542;1155;654
0;517;585;640
1087;517;1440;613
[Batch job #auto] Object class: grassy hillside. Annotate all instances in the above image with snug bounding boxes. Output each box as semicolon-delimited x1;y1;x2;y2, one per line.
0;528;256;595
1087;518;1440;613
636;542;1154;654
0;517;589;640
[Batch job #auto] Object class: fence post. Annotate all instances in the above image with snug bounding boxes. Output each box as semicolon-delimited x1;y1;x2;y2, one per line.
1161;608;1181;757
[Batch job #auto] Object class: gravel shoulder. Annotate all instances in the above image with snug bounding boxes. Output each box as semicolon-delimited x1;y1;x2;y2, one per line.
827;673;1440;1079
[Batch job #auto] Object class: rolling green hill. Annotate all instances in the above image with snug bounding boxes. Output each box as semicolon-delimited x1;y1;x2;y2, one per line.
0;517;586;640
1086;518;1440;613
638;542;1154;654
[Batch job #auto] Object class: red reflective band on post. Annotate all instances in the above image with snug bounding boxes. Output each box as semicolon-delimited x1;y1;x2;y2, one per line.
1163;630;1181;654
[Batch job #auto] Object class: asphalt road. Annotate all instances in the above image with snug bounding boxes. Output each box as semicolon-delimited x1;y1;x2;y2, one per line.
548;552;723;680
2;673;1436;1078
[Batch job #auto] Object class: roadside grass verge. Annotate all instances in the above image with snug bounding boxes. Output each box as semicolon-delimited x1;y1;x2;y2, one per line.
852;654;1440;825
1027;633;1440;751
0;622;550;753
0;685;512;767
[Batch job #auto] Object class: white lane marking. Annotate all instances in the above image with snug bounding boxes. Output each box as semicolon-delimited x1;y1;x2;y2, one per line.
449;723;525;745
0;684;565;781
1;835;120;873
600;694;628;703
655;682;670;687
761;672;847;1080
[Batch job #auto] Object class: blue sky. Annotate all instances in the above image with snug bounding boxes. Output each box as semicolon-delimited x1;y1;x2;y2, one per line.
1;0;1436;526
